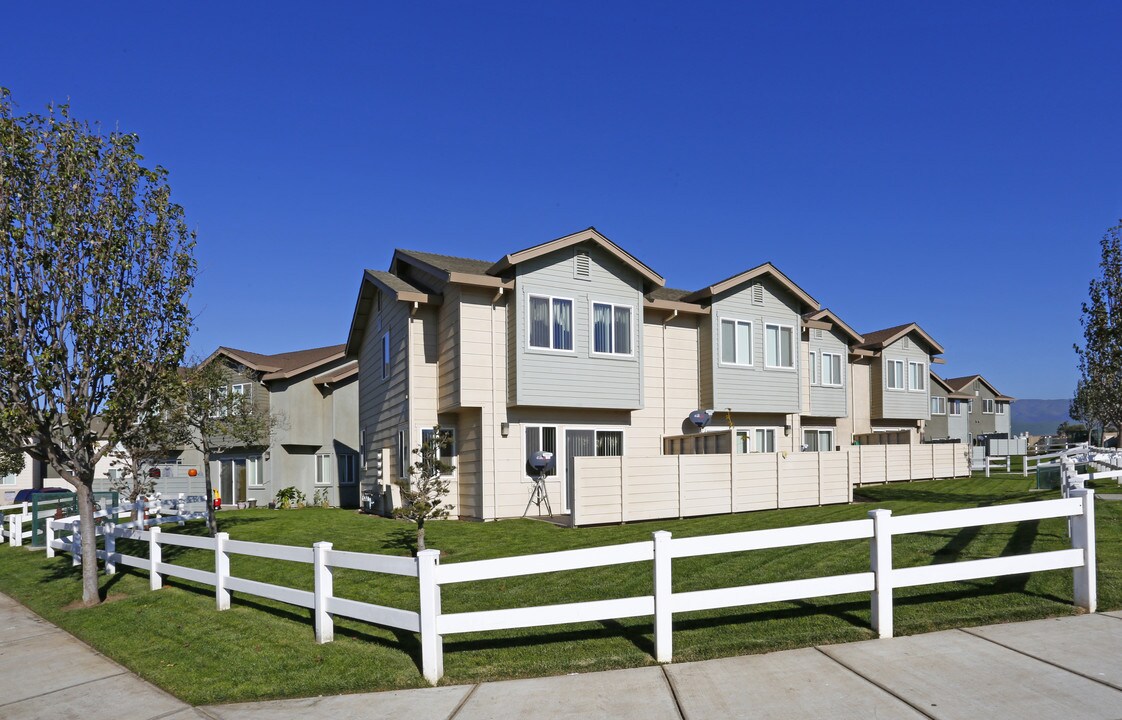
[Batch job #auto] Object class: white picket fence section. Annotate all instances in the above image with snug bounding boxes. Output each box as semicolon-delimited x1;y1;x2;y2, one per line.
44;490;1097;684
0;497;75;546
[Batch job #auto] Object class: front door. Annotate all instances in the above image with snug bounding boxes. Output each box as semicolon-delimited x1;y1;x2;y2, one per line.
565;429;596;513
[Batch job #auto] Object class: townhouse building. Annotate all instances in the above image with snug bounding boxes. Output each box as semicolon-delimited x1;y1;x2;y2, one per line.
927;374;1013;444
347;228;964;523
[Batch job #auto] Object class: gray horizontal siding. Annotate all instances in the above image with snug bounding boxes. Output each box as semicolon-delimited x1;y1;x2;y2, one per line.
808;326;848;418
878;336;930;420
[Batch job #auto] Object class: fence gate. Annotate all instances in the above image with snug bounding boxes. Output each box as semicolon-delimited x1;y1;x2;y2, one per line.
31;491;118;547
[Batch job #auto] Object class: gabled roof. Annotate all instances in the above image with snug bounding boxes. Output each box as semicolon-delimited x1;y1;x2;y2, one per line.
344;271;444;359
802;308;864;345
857;322;944;355
312;360;358;387
487;227;665;290
392;249;505;288
929;370;972;398
680;262;819;312
943;374;1015;401
204;344;347;382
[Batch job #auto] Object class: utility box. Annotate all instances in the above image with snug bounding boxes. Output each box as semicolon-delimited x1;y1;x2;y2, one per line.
1035;464;1061;490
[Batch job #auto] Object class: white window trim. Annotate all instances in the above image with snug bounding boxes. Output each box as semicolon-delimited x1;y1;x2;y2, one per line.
315;453;333;486
746;426;781;453
718;317;754;367
419;427;457;476
809;350;817;385
522;424;560;481
382;332;391;381
996;402;1006;415
821;352;844;387
594;429;625;456
931;396;947;415
802;427;835;452
589;301;635;358
764;323;796;370
908;361;926;393
982;398;995;414
527;294;576;353
886;359;905;391
247;456;264;487
949;400;962;416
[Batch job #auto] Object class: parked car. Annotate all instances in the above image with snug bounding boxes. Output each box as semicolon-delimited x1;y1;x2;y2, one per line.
12;487;71;503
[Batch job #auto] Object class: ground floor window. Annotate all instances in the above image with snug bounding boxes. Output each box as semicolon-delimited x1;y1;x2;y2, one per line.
803;429;834;452
316;453;333;485
247;456;263;487
1;474;15;486
753;428;778;453
338;454;358;485
420;427;456;474
595;430;624;456
525;425;558;476
735;430;750;454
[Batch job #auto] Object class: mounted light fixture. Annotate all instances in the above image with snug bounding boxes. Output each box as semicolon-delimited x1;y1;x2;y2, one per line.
784;424;791;436
501;422;510;438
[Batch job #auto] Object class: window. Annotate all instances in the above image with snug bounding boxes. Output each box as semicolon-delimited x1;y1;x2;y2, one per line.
382;332;391;380
420;427;456;473
596;430;624;456
968;400;975;414
735;430;750;453
803;429;834;452
982;398;995;414
249;453;263;488
765;324;794;368
754;428;777;453
931;397;946;415
996;402;1006;415
720;318;753;365
886;359;904;390
528;295;573;351
396;430;406;480
231;383;249;411
592;303;632;355
950;400;962;416
360;429;367;470
209;386;229;417
809;351;817;384
822;352;843;387
338;454;358;485
908;362;926;391
1;473;15;486
525;425;558;477
316;454;333;485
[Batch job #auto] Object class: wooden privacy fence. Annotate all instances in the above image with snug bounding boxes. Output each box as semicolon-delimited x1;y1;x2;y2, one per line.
573;443;971;526
47;491;1095;685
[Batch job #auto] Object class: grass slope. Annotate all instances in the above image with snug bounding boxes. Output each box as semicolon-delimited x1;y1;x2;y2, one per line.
0;475;1117;705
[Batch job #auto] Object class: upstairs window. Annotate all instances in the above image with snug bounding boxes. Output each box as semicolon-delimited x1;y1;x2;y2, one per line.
529;295;573;351
382;332;391;380
931;397;946;415
822;353;843;387
809;351;817;384
720;318;753;366
949;400;962;416
996;402;1006;415
765;324;793;368
209;386;229;417
592;303;632;355
886;359;904;390
982;398;995;414
909;362;926;391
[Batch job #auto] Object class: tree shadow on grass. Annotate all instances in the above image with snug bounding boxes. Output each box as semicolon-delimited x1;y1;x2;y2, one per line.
384;526;417;557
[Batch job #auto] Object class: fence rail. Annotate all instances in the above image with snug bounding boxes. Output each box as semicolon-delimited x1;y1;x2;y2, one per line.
44;490;1097;685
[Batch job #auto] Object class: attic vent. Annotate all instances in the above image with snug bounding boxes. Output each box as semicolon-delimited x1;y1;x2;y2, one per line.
902;337;910;349
814;329;823;339
574;251;591;280
751;284;764;305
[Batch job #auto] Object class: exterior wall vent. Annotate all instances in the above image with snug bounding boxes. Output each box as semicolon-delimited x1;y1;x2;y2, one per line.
574;251;591;280
902;337;910;349
752;284;764;305
814;328;823;339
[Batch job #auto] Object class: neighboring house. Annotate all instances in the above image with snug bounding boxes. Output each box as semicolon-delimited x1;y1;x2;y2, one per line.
170;345;360;508
926;371;972;443
942;375;1014;443
346;227;958;523
852;323;945;444
2;453;44;504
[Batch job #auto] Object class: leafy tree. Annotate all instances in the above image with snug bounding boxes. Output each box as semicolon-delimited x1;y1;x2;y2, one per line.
1074;222;1122;438
107;398;189;502
0;89;195;606
177;359;275;536
1056;421;1090;443
0;448;24;478
395;427;454;553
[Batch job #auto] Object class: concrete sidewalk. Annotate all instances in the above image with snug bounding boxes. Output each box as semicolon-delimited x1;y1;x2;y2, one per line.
3;592;1122;720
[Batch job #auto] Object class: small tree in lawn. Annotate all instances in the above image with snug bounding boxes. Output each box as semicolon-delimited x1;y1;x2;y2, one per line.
0;90;196;606
177;360;274;536
394;427;454;553
1074;222;1122;437
108;385;189;502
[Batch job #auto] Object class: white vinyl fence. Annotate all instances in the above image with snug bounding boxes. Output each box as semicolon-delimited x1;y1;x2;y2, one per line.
45;490;1097;685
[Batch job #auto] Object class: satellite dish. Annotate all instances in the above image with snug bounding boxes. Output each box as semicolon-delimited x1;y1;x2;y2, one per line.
528;451;555;472
689;410;711;429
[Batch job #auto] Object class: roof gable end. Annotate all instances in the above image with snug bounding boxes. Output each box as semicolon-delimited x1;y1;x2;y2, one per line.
487;227;665;289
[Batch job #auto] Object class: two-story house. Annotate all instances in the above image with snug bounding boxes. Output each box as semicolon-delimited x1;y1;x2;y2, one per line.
941;374;1014;443
926;371;972;443
172;344;360;507
853;323;945;444
347;228;955;522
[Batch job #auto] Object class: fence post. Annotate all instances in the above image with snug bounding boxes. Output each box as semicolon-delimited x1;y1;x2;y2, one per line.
178;494;186;526
71;521;80;567
8;514;19;547
417;549;443;684
149;526;163;590
104;523;116;575
313;541;334;643
1022;455;1028;478
45;518;55;558
1070;488;1097;613
868;508;893;638
985;456;991;478
215;532;230;610
653;531;673;662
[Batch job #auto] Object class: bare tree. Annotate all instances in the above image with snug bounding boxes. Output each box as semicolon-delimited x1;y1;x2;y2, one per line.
0;89;195;605
394;426;455;553
177;359;275;535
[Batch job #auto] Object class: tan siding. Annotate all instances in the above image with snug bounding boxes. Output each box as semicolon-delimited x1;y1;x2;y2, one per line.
851;360;872;437
438;285;461;410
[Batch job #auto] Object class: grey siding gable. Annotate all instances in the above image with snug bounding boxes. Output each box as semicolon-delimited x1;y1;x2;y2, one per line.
877;335;930;420
807;326;848;418
927;383;949;438
709;276;802;413
357;296;411;485
512;245;644;409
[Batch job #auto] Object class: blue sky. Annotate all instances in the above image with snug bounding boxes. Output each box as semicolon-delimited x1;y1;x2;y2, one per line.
4;2;1120;398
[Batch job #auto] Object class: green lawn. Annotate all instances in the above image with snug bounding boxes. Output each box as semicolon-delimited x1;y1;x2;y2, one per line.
0;474;1118;705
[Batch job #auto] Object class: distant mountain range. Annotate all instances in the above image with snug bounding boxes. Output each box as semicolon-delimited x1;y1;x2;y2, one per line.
1013;399;1075;435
